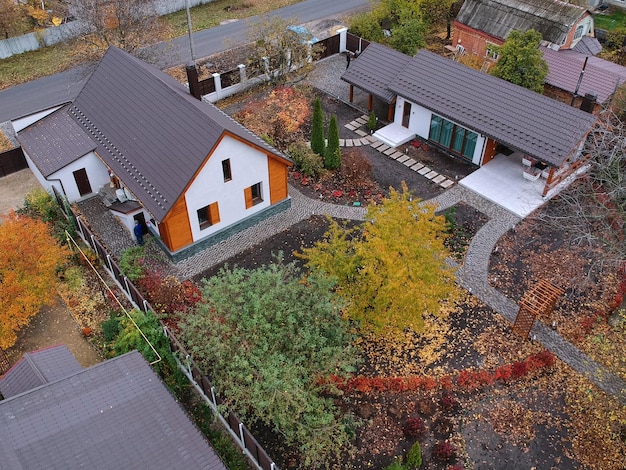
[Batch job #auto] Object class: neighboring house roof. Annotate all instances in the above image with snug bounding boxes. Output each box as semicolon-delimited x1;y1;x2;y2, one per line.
455;0;589;45
572;35;602;56
0;350;226;470
341;43;411;103
386;48;596;166
0;345;81;398
18;105;96;177
542;46;626;103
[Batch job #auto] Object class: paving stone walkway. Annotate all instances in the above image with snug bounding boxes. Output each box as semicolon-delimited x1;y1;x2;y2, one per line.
77;52;626;402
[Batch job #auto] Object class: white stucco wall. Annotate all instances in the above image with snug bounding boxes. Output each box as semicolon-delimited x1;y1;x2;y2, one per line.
28;151;110;202
12;106;63;132
185;136;270;242
395;97;486;166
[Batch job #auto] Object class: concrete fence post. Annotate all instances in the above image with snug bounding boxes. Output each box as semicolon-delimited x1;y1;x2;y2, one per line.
338;27;348;53
212;72;222;100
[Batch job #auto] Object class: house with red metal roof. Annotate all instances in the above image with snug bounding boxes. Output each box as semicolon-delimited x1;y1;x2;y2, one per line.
0;346;227;469
451;0;594;63
17;47;292;260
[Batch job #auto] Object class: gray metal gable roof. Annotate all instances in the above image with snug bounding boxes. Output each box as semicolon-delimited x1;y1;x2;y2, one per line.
69;46;289;222
0;345;82;399
0;351;226;470
572;36;602;56
456;0;588;45
17;106;96;178
389;49;597;166
341;43;411;103
542;46;624;104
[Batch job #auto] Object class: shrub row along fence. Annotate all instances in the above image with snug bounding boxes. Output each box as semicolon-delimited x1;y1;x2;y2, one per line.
72;212;278;470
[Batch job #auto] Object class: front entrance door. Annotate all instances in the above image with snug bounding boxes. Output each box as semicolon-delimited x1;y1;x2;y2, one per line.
73;168;92;196
402;101;411;128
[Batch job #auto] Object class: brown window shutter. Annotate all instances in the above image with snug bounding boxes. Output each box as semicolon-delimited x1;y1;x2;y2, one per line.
244;186;253;209
209;201;220;224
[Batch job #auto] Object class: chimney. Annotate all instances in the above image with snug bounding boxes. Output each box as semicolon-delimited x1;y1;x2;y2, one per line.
580;92;597;114
186;62;202;100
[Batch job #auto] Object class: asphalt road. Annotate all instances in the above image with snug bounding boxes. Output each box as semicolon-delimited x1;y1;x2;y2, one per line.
0;0;369;123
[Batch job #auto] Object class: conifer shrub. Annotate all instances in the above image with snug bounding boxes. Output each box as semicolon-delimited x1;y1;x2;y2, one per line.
311;98;325;155
325;114;341;170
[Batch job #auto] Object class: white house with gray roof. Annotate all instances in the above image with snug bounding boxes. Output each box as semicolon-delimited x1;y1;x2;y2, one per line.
18;47;293;260
342;44;597;198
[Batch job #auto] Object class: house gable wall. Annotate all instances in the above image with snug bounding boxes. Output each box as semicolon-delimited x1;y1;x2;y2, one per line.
452;22;504;58
184;135;274;244
23;149;109;202
562;13;594;49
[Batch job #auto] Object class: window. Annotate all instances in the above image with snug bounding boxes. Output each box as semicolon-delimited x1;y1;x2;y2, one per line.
485;43;499;60
574;24;585;40
428;114;478;161
222;159;232;182
244;182;263;209
197;202;220;230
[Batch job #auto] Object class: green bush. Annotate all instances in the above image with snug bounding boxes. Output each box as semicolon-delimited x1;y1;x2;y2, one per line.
406;441;422;468
367;110;377;131
311;98;325;156
324;114;341;170
385;459;406;470
119;246;146;281
288;141;325;177
101;314;120;342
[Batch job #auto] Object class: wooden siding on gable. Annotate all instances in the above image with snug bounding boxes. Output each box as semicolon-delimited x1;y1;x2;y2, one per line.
159;196;192;252
268;156;288;204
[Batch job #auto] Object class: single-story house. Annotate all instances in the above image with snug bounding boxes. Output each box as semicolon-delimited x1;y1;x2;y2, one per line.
0;345;226;469
542;45;626;110
452;0;594;61
342;44;598;197
17;46;292;260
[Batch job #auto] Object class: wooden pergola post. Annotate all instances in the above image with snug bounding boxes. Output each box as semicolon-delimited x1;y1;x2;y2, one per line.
349;84;354;103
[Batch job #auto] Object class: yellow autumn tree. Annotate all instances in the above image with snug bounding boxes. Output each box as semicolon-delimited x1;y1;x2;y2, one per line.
299;183;458;336
0;212;70;349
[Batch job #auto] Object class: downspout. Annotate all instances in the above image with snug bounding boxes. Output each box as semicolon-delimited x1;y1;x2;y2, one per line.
570;56;589;106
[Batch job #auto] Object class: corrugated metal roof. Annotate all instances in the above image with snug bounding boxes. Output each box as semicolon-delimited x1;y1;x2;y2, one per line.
542;46;625;103
389;49;597;166
341;43;411;103
69;46;290;222
0;345;82;398
572;36;602;56
0;351;227;470
18;106;96;177
456;0;588;45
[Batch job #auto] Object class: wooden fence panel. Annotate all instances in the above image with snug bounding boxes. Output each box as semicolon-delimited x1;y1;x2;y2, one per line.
228;412;242;434
243;427;259;461
221;68;240;88
0;148;28;177
199;77;216;95
317;34;340;59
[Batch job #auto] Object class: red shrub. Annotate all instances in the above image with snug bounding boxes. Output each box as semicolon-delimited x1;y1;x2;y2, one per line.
440;393;459;413
421;376;437;390
457;370;481;390
433;441;457;462
403;416;426;439
494;364;512;382
511;361;528;379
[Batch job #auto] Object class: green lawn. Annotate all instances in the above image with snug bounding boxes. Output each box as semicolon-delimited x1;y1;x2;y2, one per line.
594;9;626;31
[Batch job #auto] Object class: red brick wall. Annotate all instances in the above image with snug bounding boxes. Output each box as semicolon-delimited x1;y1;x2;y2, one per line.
452;22;503;58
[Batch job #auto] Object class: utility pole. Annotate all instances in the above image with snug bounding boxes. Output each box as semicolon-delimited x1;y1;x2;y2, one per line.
185;0;196;61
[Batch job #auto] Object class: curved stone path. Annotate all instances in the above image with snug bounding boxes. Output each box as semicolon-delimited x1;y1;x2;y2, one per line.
431;186;626;402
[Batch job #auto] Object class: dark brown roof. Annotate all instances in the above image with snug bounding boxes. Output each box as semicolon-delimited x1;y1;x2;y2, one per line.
18;106;96;177
389;49;597;166
0;351;227;470
68;46;290;222
0;345;81;398
542;46;625;104
455;0;588;45
341;43;411;103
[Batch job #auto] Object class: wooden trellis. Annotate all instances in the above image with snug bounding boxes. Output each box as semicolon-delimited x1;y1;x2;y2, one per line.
513;279;565;338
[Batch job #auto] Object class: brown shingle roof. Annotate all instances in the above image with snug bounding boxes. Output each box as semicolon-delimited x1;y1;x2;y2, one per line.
69;46;290;222
389;49;597;166
18;106;96;177
456;0;588;45
341;43;411;103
